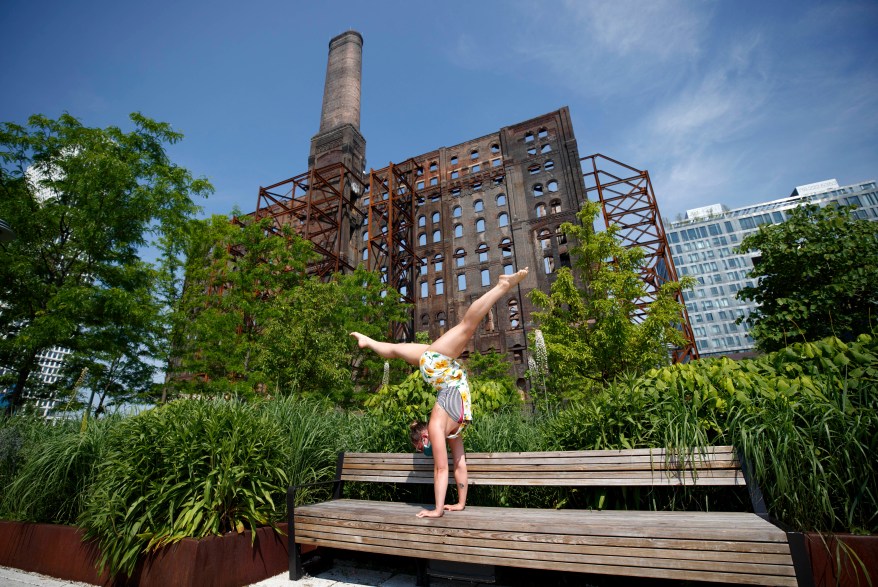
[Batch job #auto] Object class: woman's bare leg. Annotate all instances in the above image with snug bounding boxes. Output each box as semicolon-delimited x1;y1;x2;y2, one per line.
349;332;428;367
427;267;528;360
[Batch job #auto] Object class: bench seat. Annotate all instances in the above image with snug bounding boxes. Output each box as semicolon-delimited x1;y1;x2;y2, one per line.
295;499;797;585
289;447;809;585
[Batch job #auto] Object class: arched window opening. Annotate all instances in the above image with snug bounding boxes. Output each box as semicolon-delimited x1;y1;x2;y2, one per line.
496;193;507;206
432;230;441;243
477;243;489;263
458;273;467;291
498;212;509;227
418;233;426;246
431;211;440;223
500;237;512;257
533;184;544;197
474;199;484;212
535;203;547;218
435;278;444;295
538;229;552;251
550;199;562;214
476;218;486;233
547;180;559;192
454;224;463;238
452;205;462;218
508;299;521;329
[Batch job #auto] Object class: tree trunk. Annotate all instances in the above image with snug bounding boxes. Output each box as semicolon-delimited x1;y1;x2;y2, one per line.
4;349;39;416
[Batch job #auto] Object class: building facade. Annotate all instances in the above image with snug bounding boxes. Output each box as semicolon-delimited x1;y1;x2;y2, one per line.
0;346;71;418
665;179;878;357
351;108;587;385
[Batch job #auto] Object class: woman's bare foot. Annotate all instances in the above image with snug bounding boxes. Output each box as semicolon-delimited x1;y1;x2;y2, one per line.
416;508;444;518
499;267;528;288
443;503;465;512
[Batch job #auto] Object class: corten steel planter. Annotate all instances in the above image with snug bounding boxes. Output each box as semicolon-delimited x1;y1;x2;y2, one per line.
0;520;292;586
802;532;877;586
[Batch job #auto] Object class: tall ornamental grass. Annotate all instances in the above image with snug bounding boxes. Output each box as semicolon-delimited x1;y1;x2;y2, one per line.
0;416;116;524
78;399;290;578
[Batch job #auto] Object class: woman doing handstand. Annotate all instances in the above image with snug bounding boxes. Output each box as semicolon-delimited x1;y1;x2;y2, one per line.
350;267;529;518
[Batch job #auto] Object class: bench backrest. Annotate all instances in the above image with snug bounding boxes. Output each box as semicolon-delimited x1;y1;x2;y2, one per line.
339;445;746;487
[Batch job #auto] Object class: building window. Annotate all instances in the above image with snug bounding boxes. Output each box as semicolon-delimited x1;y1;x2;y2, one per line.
498;212;509;227
430;161;438;172
550;200;562;214
451;156;458;165
473;181;482;191
527;145;537;156
474;199;484;212
500;237;512;257
476;218;486;233
544;160;555;171
432;211;440;223
418;233;426;246
454;248;466;267
547;180;558;192
491;143;500;154
438;312;447;327
538;128;548;139
433;253;444;272
496;193;507;206
541;144;552;154
432;230;441;243
458;273;467;291
481;269;491;287
471;149;479;160
421;313;429;328
555;225;567;244
535;203;547;218
451;170;459;179
472;164;481;173
454;224;463;238
452;205;462;218
538;229;552;251
418;215;426;227
362;248;368;260
435;278;444;295
477;243;489;263
544;256;555;274
529;165;541;175
420;281;428;298
525;132;534;143
533;184;544;197
508;299;520;329
503;263;514;275
430;177;438;186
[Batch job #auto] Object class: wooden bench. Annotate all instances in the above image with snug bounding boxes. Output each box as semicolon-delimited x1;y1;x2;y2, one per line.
288;446;812;586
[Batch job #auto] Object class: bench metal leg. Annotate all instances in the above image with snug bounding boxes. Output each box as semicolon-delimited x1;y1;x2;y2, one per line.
787;532;816;587
416;559;430;587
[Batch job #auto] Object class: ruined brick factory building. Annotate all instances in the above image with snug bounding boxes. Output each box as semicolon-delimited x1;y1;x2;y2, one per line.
253;31;695;387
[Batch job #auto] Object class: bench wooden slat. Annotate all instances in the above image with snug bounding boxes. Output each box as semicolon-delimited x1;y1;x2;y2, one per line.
297;499;790;543
295;515;792;554
295;520;794;564
295;537;797;586
343;470;745;486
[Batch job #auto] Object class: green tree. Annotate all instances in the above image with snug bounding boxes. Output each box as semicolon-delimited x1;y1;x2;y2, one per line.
0;113;210;414
258;266;411;405
169;214;313;398
529;201;693;400
737;204;878;351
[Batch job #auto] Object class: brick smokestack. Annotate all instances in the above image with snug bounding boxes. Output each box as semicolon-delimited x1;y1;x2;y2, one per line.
319;30;363;133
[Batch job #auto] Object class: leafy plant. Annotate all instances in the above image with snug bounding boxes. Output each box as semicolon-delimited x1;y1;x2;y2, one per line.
79;399;289;578
1;416;116;524
530;200;693;400
737;203;878;351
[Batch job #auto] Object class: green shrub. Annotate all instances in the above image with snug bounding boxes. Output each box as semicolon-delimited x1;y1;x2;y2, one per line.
1;416;115;524
79;399;289;578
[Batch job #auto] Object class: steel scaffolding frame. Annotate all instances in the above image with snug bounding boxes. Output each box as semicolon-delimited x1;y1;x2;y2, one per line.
253;162;367;279
581;154;699;363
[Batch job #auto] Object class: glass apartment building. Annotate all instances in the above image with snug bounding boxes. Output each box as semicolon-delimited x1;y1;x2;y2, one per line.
0;346;71;418
665;179;878;357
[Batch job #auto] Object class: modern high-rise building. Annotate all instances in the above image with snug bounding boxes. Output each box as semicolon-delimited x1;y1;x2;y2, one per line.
0;346;71;418
665;179;878;357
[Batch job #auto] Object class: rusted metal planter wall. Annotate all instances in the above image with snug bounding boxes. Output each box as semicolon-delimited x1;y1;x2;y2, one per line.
803;532;877;587
0;521;290;587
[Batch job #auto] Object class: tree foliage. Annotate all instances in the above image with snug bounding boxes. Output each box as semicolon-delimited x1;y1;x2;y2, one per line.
170;215;410;404
529;201;693;399
737;204;878;351
0;113;211;413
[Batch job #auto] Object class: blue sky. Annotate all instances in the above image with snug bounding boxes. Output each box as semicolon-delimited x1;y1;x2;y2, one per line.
3;0;876;220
